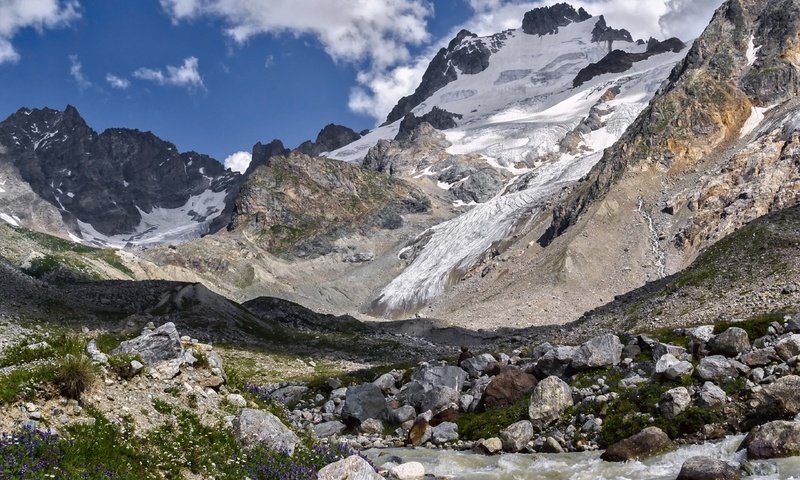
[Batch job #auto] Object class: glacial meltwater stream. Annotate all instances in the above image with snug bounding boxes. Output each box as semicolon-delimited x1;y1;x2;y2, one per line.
367;436;800;479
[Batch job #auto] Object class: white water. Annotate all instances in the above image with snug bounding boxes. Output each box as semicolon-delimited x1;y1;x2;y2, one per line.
367;436;800;479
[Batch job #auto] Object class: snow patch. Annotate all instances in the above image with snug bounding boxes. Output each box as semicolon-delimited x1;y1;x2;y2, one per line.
746;35;761;66
0;213;20;227
740;105;775;138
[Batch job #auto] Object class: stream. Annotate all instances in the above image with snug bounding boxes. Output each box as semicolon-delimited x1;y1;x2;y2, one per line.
366;436;800;479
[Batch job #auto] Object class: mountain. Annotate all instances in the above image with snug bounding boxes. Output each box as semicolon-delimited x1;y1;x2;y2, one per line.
0;106;242;247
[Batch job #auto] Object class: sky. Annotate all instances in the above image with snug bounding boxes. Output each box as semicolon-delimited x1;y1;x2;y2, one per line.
0;0;723;172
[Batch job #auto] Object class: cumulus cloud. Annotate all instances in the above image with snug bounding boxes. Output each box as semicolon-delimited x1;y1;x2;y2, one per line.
159;0;433;70
133;56;205;91
68;54;91;89
223;151;252;173
0;0;80;64
105;73;130;89
659;0;724;40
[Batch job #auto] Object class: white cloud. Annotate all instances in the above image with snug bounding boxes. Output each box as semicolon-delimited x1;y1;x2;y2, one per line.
133;56;205;91
0;0;80;64
68;54;91;89
223;151;252;173
105;73;130;89
349;0;724;123
159;0;433;70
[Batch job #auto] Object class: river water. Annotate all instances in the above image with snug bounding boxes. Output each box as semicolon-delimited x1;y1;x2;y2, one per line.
366;436;800;479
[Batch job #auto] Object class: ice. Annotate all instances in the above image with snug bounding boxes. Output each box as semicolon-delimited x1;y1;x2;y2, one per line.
740;104;775;138
746;35;761;66
76;188;228;248
0;213;20;227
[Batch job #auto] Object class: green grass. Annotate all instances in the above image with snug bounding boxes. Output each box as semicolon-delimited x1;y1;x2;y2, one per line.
712;313;785;338
0;333;86;368
0;364;59;404
456;399;529;441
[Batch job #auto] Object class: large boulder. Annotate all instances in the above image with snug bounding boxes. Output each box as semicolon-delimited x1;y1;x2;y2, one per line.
500;420;533;453
420;386;460;415
746;375;800;426
708;328;750;357
528;376;573;431
460;353;497;378
342;384;386;424
696;356;738;381
318;455;382;480
740;421;800;459
740;347;780;367
430;422;459;445
659;387;691;419
233;409;300;455
534;346;576;378
480;369;538;410
571;334;623;369
775;334;800;361
314;421;347;438
601;427;674;462
408;416;431;446
411;364;467;391
112;322;184;365
699;382;727;407
676;456;740;480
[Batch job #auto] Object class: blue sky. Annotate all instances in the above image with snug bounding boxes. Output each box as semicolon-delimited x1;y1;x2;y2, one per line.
0;0;721;170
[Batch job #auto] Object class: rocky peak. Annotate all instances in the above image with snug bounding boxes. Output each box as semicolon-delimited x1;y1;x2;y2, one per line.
395;107;462;141
521;3;591;36
246;139;289;177
590;15;633;46
296;123;362;157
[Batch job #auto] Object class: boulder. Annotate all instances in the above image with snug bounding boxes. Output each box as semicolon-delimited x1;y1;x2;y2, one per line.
314;421;347;438
373;373;397;393
600;427;674;462
411;364;467;391
271;385;308;405
388;462;425;480
360;418;384;435
699;382;727;407
112;322;184;365
571;334;623;369
408;416;431;446
461;354;497;378
747;375;800;425
708;328;750;357
696;356;738;381
677;456;740;480
477;437;503;455
420;386;460;415
430;422;459;445
528;376;573;431
86;339;108;364
535;346;576;378
500;420;533;453
480;369;538;410
318;455;382;480
659;387;691;419
740;420;800;459
775;334;800;361
740;347;780;367
655;354;680;375
233;409;300;455
342;384;386;425
391;405;417;424
652;342;688;361
665;361;694;380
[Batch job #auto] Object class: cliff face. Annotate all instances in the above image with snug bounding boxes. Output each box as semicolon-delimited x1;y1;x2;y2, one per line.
229;152;430;256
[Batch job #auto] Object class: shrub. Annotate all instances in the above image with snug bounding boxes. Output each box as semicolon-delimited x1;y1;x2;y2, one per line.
54;355;95;400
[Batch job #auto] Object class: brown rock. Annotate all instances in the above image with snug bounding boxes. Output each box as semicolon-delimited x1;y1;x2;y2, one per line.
600;427;674;462
740;420;800;459
198;376;225;389
480;369;538;410
408;417;430;446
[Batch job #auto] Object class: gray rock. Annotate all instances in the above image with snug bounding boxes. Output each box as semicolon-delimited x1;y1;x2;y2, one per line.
542;436;565;453
676;456;739;480
696;356;738;381
659;387;691;419
314;421;347;438
601;427;674;462
459;394;474;412
740;420;800;459
740;347;780;367
233;408;300;455
500;420;533;452
652;343;688;361
665;361;695;380
271;385;309;405
571;334;623;369
226;394;247;408
528;376;573;431
318;455;382;480
391;405;417;424
112;322;184;366
748;375;800;424
430;422;459;445
360;418;384;435
775;334;800;361
699;382;727;407
373;373;397;393
655;353;680;375
420;386;460;415
535;346;577;378
477;437;503;455
388;462;425;480
86;339;108;364
460;353;497;378
342;384;387;424
411;364;467;391
708;327;750;357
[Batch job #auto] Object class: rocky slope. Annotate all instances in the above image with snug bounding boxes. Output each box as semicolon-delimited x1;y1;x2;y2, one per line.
0;106;241;246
